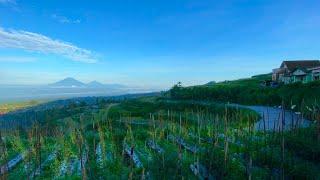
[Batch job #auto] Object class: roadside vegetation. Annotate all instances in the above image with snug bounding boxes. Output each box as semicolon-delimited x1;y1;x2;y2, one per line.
168;74;320;114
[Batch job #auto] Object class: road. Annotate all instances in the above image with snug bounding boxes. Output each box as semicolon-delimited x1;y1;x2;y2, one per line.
231;104;311;131
160;100;312;131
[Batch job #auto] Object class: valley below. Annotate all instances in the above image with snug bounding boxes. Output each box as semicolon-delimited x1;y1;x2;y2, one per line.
0;85;156;102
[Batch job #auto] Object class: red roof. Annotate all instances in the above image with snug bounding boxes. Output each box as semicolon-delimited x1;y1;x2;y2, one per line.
281;60;320;72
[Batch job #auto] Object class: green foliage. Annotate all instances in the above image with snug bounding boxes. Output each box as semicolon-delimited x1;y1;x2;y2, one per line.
284;127;320;163
168;75;320;111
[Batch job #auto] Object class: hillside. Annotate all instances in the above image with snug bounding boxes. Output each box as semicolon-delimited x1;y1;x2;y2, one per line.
169;73;320;112
211;73;272;87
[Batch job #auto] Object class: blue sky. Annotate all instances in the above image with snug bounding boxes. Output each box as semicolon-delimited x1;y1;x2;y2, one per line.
0;0;320;88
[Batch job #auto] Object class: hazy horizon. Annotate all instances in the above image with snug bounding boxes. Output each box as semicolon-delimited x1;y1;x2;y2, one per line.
0;74;266;87
1;0;320;89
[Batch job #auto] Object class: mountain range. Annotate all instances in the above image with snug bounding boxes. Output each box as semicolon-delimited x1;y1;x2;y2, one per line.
49;77;126;89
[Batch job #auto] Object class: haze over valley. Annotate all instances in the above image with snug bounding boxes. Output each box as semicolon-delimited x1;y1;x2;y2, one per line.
0;77;158;102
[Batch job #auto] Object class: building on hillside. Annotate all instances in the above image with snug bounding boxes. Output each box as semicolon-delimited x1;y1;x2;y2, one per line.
272;60;320;84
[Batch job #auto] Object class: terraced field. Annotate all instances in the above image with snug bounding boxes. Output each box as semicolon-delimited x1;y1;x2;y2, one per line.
0;99;319;179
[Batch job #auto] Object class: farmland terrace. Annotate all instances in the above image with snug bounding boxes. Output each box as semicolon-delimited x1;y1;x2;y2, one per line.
0;95;319;179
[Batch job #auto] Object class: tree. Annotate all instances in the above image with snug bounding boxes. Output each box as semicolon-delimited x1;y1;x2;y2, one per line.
169;82;183;98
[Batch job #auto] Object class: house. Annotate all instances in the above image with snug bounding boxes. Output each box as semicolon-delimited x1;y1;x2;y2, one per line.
291;68;311;83
272;60;320;84
309;66;320;81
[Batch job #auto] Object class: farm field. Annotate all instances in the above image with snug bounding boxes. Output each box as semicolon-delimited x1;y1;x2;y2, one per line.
0;97;319;179
0;100;44;115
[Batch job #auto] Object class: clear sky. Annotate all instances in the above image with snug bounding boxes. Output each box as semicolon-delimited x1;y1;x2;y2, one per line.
0;0;319;88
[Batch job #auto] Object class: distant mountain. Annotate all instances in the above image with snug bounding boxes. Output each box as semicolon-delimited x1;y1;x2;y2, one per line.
87;81;105;88
103;83;127;89
49;77;86;88
87;81;126;89
49;78;127;89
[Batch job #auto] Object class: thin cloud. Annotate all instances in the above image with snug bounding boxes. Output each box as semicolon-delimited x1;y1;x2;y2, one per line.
0;27;97;63
0;0;15;4
0;56;37;63
51;14;81;24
